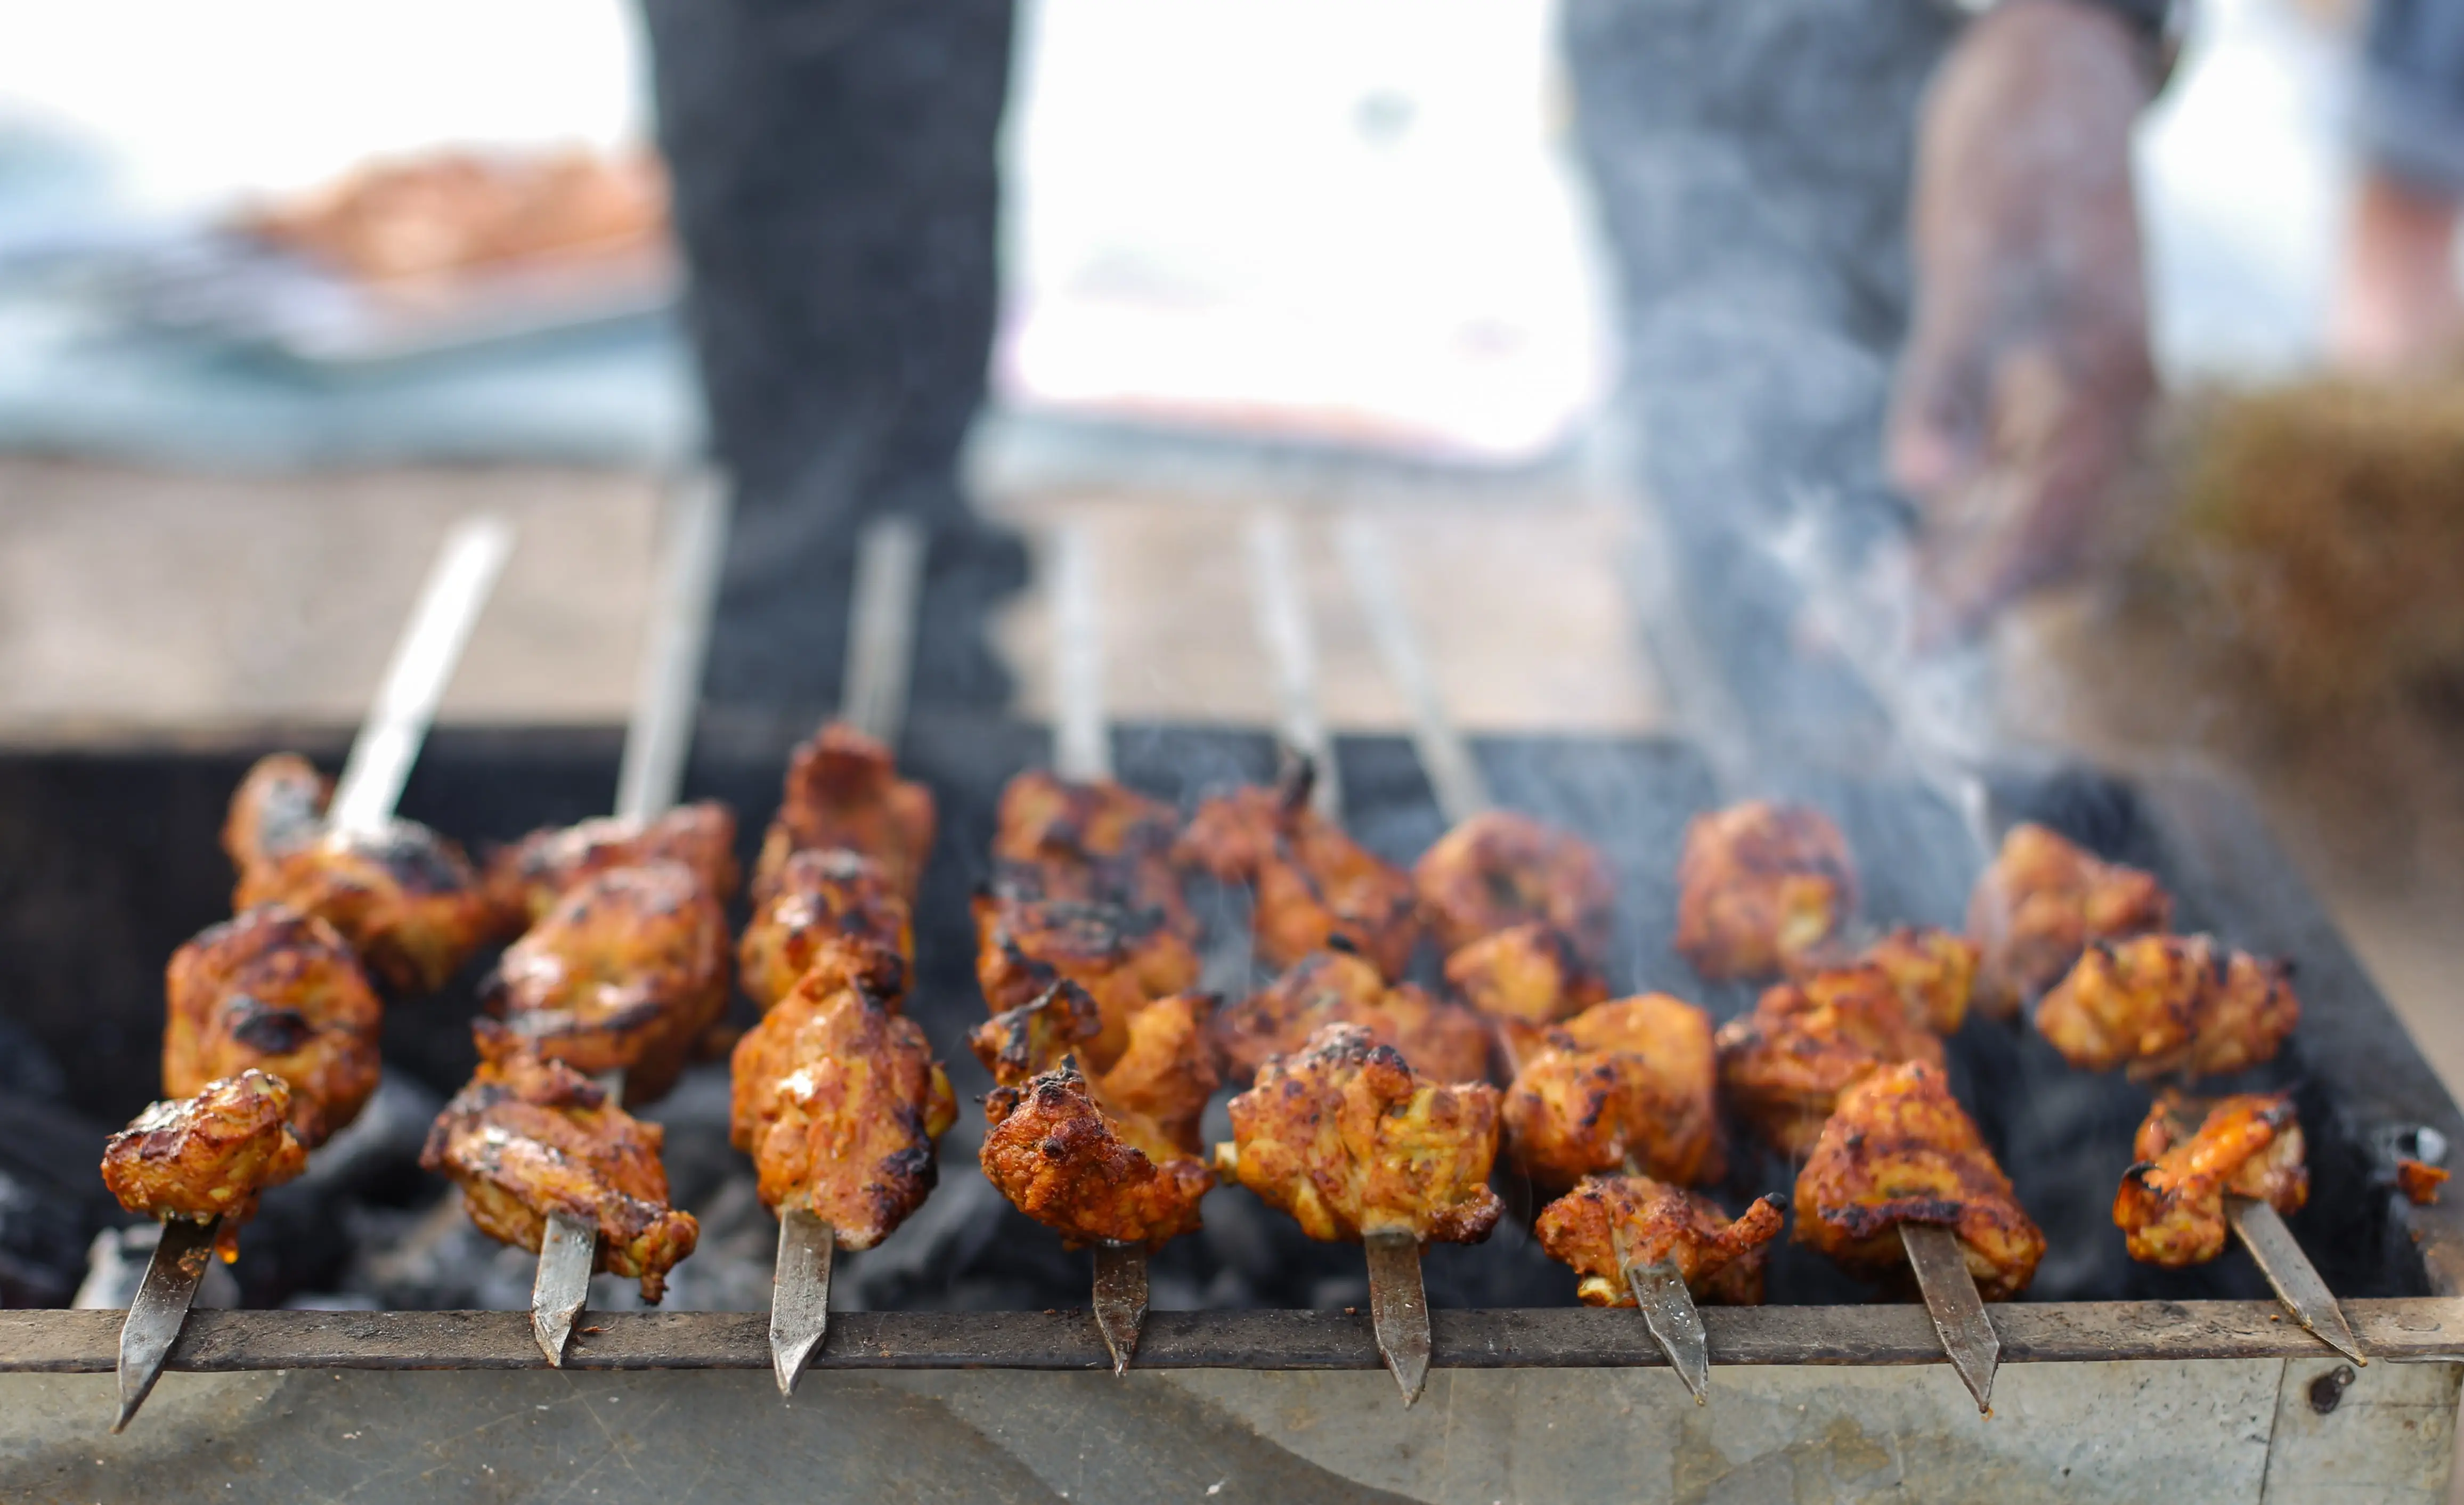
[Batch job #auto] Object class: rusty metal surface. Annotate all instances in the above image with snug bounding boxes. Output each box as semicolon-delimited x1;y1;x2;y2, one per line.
4;1356;2455;1503
10;1301;2464;1375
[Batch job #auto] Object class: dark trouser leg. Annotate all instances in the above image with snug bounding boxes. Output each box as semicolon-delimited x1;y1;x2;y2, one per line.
643;0;1025;751
1565;0;1957;762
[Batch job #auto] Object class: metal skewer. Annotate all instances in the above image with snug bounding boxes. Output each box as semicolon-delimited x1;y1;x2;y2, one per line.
1340;515;1720;1402
2227;1198;2366;1365
1900;1223;2001;1413
1245;510;1340;819
1044;519;1151;1376
115;514;515;1432
534;474;730;1366
768;512;927;1398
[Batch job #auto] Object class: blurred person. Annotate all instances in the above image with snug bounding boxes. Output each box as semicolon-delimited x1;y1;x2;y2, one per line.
2330;0;2464;374
641;0;2176;744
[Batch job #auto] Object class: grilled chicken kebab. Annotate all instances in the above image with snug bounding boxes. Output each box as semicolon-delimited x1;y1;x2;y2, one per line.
2034;933;2299;1079
1717;945;1967;1158
162;904;384;1149
1211;1023;1502;1246
486;801;740;929
422;1020;700;1301
1793;1061;2045;1300
739;848;915;1009
1967;822;2172;1019
100;1070;310;1260
752;723;936;904
224;752;499;995
1535;1176;1785;1306
731;938;956;1250
2112;1092;2307;1267
1500;993;1723;1188
975;980;1221;1249
1213;946;1490;1088
1674;800;1858;982
1416;810;1616;1025
1176;759;1421;980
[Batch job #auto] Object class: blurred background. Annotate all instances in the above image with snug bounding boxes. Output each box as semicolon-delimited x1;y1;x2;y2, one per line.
0;0;2458;1203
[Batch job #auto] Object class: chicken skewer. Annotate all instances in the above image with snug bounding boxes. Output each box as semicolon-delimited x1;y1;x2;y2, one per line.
758;512;933;1396
1336;514;1716;1398
107;515;514;1433
523;474;731;1365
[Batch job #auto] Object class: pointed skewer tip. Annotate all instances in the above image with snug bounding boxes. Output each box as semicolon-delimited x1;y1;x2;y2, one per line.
1092;1241;1149;1377
770;1211;836;1400
1363;1230;1432;1407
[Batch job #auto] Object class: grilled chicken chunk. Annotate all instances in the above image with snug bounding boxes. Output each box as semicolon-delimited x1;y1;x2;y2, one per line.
2035;934;2299;1079
225;754;497;996
1673;800;1858;982
971;980;1222;1165
1717;965;1948;1157
990;771;1194;937
422;1023;699;1301
1444;921;1609;1026
1212;947;1491;1088
974;893;1201;1072
729;939;955;1250
981;1064;1215;1250
1501;993;1723;1189
1967;822;2172;1019
1535;1176;1786;1306
1786;925;1979;1036
487;802;741;929
1414;810;1616;965
1211;1023;1503;1245
101;1070;310;1235
1176;762;1420;979
752;723;937;904
2113;1092;2307;1267
163;904;383;1148
485;860;731;1105
739;848;914;1011
1794;1061;2045;1300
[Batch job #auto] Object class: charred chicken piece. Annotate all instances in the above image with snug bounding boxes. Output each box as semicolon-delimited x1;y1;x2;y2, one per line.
1500;994;1723;1189
1535;1176;1787;1306
1212;947;1491;1088
222;753;330;876
751;723;937;904
1793;1061;2045;1300
487;802;741;929
991;770;1193;938
1967;822;2172;1019
485;860;731;1105
729;938;955;1250
2113;1092;2307;1267
422;1023;699;1301
1176;762;1421;979
1443;921;1609;1026
1672;800;1858;982
972;980;1222;1165
1717;965;1948;1157
1786;925;1979;1036
1211;1023;1503;1245
101;1070;309;1234
1414;810;1616;965
2034;933;2298;1079
739;848;914;1011
981;1065;1214;1250
974;893;1201;1072
162;904;383;1148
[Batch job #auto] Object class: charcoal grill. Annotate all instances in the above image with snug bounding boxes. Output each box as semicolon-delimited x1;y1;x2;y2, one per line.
3;713;2462;1502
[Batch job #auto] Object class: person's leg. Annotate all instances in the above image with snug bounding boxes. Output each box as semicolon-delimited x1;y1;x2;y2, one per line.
1564;0;1959;759
642;0;1025;747
2332;0;2464;375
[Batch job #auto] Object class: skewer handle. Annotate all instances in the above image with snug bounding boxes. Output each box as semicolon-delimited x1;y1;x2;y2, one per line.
532;1211;598;1367
1363;1229;1433;1406
771;1211;836;1398
1245;511;1341;819
1335;516;1490;826
112;1217;219;1433
1092;1241;1149;1376
615;474;731;825
842;515;927;747
2228;1197;2365;1365
330;515;516;837
1899;1222;2000;1414
1049;520;1111;783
